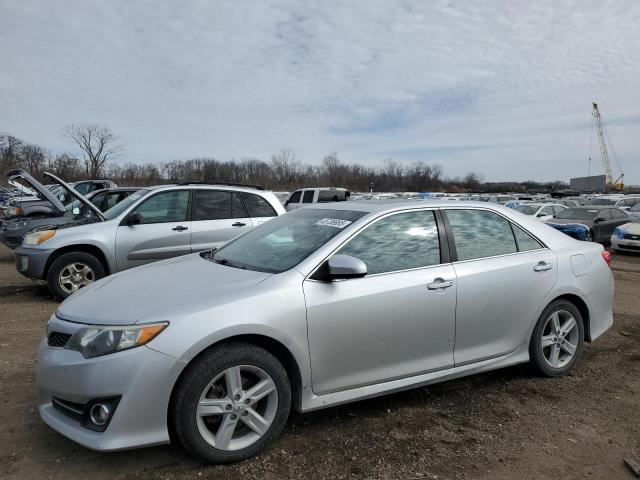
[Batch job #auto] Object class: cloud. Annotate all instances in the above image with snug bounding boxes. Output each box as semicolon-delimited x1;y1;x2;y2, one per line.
1;0;639;182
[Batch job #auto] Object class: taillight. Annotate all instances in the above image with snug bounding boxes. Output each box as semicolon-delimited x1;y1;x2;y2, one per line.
601;251;612;268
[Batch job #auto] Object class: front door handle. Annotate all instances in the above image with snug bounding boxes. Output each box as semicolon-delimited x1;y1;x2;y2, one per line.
427;278;454;290
232;222;246;227
172;225;189;231
533;261;553;272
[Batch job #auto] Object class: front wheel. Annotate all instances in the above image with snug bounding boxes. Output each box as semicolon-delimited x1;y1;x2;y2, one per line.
46;251;106;300
529;300;584;377
172;342;291;463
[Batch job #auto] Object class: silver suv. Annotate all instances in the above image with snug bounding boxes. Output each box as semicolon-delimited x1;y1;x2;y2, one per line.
14;182;284;298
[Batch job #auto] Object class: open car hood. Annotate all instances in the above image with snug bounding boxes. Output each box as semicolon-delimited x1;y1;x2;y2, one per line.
6;169;65;213
43;172;105;221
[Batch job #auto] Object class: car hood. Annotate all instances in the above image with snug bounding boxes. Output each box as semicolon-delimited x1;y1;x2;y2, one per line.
56;253;272;325
7;170;65;213
619;222;640;234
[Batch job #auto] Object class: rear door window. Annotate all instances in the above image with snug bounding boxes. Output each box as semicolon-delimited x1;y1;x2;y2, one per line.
302;190;315;203
445;209;517;261
240;192;277;218
511;224;543;252
193;190;237;220
337;210;441;274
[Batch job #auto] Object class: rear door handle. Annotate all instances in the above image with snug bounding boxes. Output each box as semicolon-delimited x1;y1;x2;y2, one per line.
232;222;246;227
427;279;454;290
533;261;553;272
172;225;189;231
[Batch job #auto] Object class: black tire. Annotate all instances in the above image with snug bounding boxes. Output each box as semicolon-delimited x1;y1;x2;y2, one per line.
172;342;291;464
585;229;594;242
529;300;584;377
46;251;106;300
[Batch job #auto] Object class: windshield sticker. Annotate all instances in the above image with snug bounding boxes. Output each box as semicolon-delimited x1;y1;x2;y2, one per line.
315;218;353;229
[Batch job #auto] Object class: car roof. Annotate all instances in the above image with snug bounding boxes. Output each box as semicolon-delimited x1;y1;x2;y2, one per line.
144;184;272;194
303;199;515;214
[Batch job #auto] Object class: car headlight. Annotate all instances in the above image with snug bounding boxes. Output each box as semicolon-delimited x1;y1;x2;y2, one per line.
23;230;56;245
65;322;169;358
7;206;22;216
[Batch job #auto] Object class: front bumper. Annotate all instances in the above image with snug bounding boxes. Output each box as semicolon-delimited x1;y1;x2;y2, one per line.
14;245;54;279
1;229;23;249
611;237;640;253
37;315;185;451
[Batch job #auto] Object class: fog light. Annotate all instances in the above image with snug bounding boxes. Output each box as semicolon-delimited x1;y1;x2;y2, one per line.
89;403;111;426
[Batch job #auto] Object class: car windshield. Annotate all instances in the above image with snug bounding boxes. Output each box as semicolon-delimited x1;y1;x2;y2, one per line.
515;205;537;215
586;198;617;205
554;208;597;220
102;189;149;220
210;208;367;273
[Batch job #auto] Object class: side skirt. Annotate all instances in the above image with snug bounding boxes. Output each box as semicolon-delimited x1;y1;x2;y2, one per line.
300;341;530;412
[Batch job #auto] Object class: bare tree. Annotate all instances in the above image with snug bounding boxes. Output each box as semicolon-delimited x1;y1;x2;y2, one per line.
64;123;124;178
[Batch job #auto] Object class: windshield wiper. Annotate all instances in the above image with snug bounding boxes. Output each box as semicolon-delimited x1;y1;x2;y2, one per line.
213;256;246;270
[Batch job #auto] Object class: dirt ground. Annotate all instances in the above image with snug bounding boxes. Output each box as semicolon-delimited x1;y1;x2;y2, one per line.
1;244;639;480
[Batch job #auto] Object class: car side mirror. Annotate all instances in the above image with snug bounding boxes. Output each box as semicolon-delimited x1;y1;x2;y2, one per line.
72;207;80;215
126;212;142;226
536;212;545;217
327;255;367;280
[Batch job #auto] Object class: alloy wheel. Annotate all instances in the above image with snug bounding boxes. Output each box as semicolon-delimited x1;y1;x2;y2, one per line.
196;365;278;451
540;310;580;369
58;262;95;294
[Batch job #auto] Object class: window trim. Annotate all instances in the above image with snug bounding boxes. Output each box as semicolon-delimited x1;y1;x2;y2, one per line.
120;188;192;226
307;207;448;281
440;207;548;264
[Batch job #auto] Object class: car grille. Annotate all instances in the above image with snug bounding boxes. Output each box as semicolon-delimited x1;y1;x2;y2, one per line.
620;244;640;251
624;233;640;241
47;332;72;348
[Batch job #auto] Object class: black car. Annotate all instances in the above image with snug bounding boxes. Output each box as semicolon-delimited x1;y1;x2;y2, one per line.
546;206;629;242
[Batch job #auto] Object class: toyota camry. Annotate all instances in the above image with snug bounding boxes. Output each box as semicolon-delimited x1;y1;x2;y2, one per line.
37;201;614;463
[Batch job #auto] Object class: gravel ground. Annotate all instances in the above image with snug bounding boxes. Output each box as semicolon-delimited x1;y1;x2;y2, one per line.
0;244;639;480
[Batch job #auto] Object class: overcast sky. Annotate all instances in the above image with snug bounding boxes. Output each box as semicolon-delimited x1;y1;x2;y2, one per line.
1;0;639;182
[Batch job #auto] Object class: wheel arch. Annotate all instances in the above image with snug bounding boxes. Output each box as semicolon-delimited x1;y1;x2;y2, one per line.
549;293;592;342
167;333;304;435
44;244;111;278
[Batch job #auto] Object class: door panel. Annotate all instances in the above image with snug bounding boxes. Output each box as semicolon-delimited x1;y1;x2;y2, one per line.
304;265;457;394
115;189;191;271
190;218;252;252
304;209;455;395
452;250;557;365
115;222;192;271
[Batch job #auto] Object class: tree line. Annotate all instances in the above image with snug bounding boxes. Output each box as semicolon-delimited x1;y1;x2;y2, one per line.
0;124;568;193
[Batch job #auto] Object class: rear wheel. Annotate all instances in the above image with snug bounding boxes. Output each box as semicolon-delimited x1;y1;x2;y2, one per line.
46;252;105;300
172;342;291;463
530;300;584;377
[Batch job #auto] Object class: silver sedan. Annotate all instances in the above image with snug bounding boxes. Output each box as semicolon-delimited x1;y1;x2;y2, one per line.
37;201;614;463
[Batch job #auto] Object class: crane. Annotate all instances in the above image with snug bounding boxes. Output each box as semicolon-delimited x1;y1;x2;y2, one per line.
591;102;624;191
